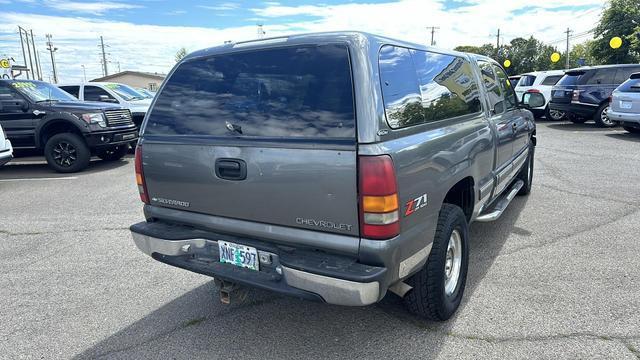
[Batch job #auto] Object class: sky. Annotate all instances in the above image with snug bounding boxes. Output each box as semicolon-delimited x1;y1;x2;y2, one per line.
0;0;604;83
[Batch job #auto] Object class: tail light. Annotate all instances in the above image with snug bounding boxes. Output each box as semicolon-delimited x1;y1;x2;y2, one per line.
572;90;581;102
526;89;541;93
134;145;149;204
608;96;612;103
358;155;399;239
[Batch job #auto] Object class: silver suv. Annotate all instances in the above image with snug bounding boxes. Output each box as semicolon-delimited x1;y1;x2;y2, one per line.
130;32;541;320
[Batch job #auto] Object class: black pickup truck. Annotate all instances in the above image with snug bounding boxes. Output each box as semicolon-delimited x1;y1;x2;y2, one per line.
0;79;138;172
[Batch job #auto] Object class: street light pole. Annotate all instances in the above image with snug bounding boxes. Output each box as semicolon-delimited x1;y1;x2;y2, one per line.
45;34;58;83
81;64;86;83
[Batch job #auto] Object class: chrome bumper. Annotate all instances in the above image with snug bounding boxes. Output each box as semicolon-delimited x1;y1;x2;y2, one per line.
131;232;380;306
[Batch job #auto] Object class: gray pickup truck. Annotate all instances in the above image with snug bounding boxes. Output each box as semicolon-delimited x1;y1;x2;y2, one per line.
130;32;543;321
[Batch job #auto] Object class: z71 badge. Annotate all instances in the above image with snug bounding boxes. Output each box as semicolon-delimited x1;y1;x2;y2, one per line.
405;194;428;216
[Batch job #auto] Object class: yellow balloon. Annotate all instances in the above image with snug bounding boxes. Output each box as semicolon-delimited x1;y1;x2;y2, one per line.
504;59;511;68
550;52;561;63
610;36;623;49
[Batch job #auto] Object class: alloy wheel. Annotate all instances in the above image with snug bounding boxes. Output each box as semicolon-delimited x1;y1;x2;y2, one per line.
52;141;77;167
444;229;463;296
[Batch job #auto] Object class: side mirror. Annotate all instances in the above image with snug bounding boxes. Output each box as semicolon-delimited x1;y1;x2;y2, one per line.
521;92;545;109
99;95;118;103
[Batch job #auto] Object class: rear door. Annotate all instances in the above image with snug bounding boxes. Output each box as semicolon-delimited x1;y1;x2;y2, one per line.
140;44;360;236
0;82;36;148
493;64;529;159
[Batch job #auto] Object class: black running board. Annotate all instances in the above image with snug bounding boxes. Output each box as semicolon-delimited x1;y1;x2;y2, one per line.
476;180;524;222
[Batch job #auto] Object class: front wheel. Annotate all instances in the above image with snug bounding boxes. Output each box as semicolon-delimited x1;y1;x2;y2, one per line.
404;204;469;321
545;106;565;121
594;104;616;128
44;133;91;173
96;145;129;161
623;126;640;134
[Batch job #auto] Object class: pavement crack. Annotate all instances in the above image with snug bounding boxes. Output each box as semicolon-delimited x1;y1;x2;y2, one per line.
0;227;130;237
538;182;640;207
445;331;640;345
623;341;640;359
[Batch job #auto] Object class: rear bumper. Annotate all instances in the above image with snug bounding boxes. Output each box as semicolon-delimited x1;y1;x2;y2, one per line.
549;102;598;118
608;110;640;125
130;221;385;306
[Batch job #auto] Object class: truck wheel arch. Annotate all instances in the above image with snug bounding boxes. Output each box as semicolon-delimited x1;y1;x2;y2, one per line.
442;177;475;222
36;117;86;149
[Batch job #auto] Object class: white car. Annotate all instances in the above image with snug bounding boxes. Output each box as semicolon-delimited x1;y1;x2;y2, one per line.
0;123;13;167
59;82;151;128
514;70;566;120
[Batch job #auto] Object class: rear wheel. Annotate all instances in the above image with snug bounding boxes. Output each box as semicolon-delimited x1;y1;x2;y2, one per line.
96;144;129;161
44;133;91;173
404;204;469;321
594;104;615;127
545;106;565;121
623;126;640;134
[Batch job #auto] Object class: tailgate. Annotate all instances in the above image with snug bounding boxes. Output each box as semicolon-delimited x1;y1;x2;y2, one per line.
143;142;359;236
140;42;360;236
551;87;574;104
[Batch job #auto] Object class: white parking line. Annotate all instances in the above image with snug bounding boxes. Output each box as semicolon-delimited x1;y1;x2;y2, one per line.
0;177;77;182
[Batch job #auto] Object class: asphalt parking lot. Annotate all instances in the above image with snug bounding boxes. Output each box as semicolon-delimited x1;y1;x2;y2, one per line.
1;120;639;359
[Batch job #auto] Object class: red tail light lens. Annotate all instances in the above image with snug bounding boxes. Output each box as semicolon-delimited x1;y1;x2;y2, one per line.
359;155;399;239
134;145;149;204
526;89;541;93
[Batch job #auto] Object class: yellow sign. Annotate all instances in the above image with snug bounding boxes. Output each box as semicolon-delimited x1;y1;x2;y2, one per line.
503;59;511;68
610;37;622;49
550;52;561;63
0;59;10;68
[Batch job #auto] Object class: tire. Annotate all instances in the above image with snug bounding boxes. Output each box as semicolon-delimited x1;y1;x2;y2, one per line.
516;145;534;196
404;204;469;321
623;126;640;134
545;106;565;121
96;144;129;161
44;133;91;173
594;103;616;128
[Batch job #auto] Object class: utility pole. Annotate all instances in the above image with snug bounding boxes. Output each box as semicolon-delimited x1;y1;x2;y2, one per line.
496;28;500;59
30;30;41;80
116;61;121;73
45;34;58;83
100;36;108;77
426;26;440;46
18;27;28;79
564;27;572;69
81;64;86;82
257;24;265;39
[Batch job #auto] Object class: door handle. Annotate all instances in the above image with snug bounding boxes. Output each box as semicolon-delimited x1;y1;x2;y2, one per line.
215;158;247;180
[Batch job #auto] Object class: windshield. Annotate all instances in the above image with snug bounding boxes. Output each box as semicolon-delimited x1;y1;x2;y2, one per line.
556;71;588;86
104;83;146;101
11;81;77;102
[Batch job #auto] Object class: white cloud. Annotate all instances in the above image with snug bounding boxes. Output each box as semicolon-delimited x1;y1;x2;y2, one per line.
0;1;604;83
43;0;141;15
198;2;240;11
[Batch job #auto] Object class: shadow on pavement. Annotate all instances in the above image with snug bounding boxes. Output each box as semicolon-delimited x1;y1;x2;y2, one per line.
605;132;640;143
546;122;614;132
0;156;132;178
73;197;528;359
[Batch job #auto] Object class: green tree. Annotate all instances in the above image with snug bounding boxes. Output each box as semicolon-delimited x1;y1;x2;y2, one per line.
175;47;188;63
569;40;599;67
591;0;640;64
454;44;496;57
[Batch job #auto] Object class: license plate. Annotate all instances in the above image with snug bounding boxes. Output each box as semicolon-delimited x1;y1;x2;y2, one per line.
620;101;633;109
122;133;136;140
219;241;259;271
